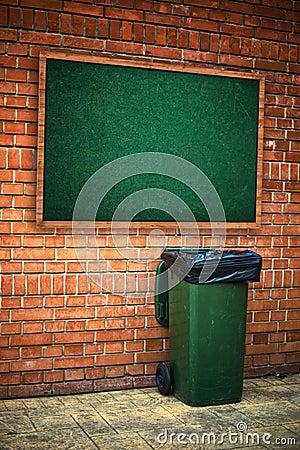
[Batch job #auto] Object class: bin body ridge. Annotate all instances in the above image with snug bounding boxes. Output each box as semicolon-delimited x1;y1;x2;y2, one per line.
168;271;248;406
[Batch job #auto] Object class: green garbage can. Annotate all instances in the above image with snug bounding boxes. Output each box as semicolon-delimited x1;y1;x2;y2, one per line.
154;248;262;407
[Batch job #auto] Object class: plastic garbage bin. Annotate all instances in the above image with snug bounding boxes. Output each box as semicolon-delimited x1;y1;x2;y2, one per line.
154;248;262;407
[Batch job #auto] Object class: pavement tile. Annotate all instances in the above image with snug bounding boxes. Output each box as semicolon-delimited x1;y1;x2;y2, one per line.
233;400;300;426
243;425;298;450
0;428;97;450
160;404;238;432
242;385;298;404
27;401;92;418
30;413;79;431
72;412;116;436
100;405;183;432
3;400;27;411
92;400;136;413
207;404;262;429
22;398;46;410
283;422;300;437
131;391;180;408
242;379;258;388
58;395;93;407
140;426;207;450
40;397;63;408
90;392;116;401
140;424;269;450
247;378;276;387
91;432;153;449
0;413;35;435
0;403;8;412
280;374;300;385
110;388;154;401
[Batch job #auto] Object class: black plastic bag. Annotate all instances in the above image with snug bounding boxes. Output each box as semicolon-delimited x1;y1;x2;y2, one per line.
161;249;262;284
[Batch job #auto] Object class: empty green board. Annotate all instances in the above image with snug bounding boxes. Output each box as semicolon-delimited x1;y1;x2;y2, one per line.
39;54;263;225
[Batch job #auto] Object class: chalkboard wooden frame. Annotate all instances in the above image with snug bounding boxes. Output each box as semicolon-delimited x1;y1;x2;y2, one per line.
37;51;264;229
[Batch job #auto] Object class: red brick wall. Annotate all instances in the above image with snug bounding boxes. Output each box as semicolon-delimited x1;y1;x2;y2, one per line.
0;0;299;398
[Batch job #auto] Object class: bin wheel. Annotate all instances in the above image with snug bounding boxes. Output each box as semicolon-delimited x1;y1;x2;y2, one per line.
156;362;172;396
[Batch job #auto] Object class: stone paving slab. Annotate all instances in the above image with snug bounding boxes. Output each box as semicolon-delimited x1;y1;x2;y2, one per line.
0;374;299;449
0;428;98;450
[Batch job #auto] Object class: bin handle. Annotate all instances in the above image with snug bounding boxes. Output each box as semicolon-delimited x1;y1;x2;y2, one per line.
154;261;169;327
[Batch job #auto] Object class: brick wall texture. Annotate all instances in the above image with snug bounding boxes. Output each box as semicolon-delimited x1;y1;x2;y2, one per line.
0;0;299;398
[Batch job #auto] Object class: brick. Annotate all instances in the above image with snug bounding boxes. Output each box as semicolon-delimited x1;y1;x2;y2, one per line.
7;44;28;56
54;356;94;369
96;353;134;366
287;130;300;141
73;15;84;35
106;7;142;21
255;27;287;42
183;18;218;32
48;11;59;32
96;329;134;342
220;23;252;37
106;41;142;55
11;359;52;372
200;33;209;51
85;17;96;38
220;0;252;14
0;6;8;27
64;344;83;356
145;45;181;59
97;18;108;38
14;248;55;260
22;372;43;384
20;0;62;10
0;28;17;41
22;347;41;358
145;12;181;27
220;54;252;68
23;9;34;29
279;320;300;331
106;342;124;353
255;5;286;19
9;6;20;26
0;348;20;359
55;308;94;319
245;344;277;355
54;332;94;344
184;50;218;64
19;31;61;46
17;109;38;122
64;2;103;17
255;60;287;72
11;384;52;397
0;81;16;94
45;236;65;247
63;36;103;51
60;13;72;34
1;322;21;334
209;10;225;21
12;309;53;321
35;10;46;31
0;374;20;385
23;262;44;273
65;369;85;381
84;343;104;356
136;0;153;10
136;350;169;363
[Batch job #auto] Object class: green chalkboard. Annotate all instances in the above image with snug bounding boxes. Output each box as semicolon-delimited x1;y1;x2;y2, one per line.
37;53;264;227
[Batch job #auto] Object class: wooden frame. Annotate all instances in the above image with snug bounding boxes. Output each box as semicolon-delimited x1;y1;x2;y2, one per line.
37;51;264;229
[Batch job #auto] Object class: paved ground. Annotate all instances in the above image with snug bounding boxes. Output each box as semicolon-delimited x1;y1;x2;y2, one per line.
0;374;299;449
